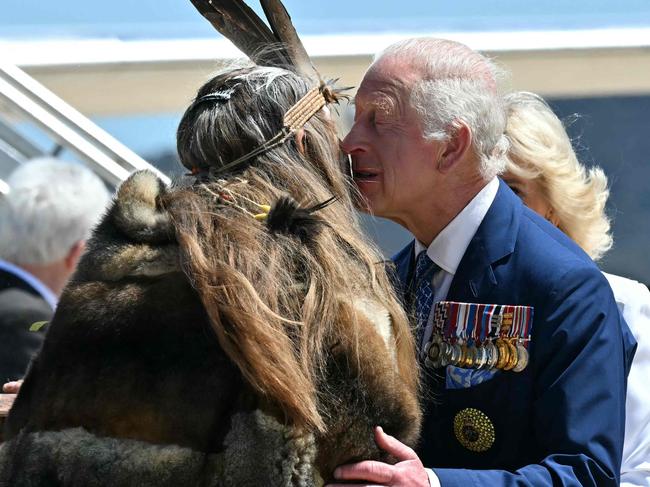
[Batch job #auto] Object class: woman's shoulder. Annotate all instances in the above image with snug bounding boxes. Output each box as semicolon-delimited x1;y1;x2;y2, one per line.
602;272;650;304
602;272;650;337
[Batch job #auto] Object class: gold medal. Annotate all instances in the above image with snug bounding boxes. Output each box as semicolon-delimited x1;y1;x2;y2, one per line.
513;343;529;372
495;338;510;370
453;408;495;452
466;344;478;368
459;343;470;368
503;340;518;370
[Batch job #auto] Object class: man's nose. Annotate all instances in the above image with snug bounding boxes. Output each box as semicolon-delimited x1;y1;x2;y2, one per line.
340;123;364;155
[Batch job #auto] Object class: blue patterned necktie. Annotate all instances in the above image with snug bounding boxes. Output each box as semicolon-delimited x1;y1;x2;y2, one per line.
414;251;439;353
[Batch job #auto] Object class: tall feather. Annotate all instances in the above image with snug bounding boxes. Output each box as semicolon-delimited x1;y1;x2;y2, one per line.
259;0;319;82
189;0;289;66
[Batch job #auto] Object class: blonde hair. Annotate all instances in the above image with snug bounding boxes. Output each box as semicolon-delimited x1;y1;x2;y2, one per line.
504;91;612;260
171;65;418;432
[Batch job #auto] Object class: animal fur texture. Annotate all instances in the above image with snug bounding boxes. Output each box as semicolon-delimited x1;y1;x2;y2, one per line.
0;171;421;486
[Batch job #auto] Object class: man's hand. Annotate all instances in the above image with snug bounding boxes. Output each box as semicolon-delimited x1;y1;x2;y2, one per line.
2;380;23;393
325;426;430;487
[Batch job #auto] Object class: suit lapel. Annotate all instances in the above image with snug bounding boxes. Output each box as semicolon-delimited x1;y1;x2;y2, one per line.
448;180;522;302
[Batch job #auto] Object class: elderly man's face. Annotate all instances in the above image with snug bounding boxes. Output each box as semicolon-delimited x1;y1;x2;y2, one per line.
341;58;443;220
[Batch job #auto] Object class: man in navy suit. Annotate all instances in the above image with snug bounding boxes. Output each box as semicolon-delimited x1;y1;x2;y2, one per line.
0;158;109;383
329;38;635;487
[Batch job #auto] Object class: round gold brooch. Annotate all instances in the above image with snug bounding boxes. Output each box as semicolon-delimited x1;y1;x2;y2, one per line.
453;408;495;452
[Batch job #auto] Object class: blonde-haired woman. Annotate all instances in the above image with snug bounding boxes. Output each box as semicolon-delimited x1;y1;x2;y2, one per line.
503;91;650;487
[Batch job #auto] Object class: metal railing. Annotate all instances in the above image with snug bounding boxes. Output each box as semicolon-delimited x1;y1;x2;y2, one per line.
0;63;169;187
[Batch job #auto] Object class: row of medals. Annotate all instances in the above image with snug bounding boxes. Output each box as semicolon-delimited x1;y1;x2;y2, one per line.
424;335;529;372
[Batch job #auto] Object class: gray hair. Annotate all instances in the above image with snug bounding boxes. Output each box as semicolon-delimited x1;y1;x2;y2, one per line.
375;38;508;180
0;158;110;265
178;64;311;174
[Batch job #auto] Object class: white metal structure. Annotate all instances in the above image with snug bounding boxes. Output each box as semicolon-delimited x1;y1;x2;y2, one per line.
0;63;169;187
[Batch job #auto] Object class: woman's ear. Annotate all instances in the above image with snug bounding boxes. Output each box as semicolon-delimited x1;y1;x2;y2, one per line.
546;207;561;227
294;128;306;155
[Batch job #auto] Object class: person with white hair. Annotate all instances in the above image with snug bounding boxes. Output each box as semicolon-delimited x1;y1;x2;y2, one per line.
330;37;634;486
0;158;110;381
502;90;650;487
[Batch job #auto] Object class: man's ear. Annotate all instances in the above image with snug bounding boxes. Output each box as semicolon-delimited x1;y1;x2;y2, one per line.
64;240;86;272
438;122;472;173
294;128;306;155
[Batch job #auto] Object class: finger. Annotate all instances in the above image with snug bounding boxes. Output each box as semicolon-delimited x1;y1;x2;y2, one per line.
2;380;23;393
333;460;393;483
374;426;418;461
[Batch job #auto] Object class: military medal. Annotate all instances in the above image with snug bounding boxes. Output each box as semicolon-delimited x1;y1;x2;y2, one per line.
448;302;464;367
424;334;444;369
484;341;498;369
513;305;533;372
420;301;534;372
513;342;529;372
466;344;478;368
494;338;510;369
449;343;462;366
453;408;495;452
474;345;488;369
503;339;518;371
440;341;453;366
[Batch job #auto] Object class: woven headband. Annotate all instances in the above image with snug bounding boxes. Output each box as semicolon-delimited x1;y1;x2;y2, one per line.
191;83;338;177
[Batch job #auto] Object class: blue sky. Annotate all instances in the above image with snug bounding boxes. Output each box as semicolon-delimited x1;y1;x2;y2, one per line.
2;0;650;40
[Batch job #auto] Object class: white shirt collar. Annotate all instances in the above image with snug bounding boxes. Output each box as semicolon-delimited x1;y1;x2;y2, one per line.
414;177;499;275
0;259;58;311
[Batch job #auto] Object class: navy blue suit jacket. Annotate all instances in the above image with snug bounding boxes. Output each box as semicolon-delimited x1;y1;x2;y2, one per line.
0;269;51;382
392;181;636;486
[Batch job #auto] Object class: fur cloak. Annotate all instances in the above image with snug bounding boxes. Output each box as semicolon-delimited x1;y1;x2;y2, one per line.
0;171;421;486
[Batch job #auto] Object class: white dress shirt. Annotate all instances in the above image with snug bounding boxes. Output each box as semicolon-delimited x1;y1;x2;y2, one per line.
413;177;499;349
0;258;57;311
604;272;650;487
412;177;499;487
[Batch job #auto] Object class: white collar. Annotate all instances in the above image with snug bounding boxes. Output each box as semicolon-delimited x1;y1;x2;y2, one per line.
0;259;58;311
414;177;499;275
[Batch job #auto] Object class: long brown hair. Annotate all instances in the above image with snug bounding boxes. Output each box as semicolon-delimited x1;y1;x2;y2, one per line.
169;65;417;433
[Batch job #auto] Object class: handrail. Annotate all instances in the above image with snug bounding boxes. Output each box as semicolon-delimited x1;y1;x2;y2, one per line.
0;63;169;187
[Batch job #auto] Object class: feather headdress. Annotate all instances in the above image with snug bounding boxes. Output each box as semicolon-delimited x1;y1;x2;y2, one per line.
190;0;318;83
187;0;345;176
